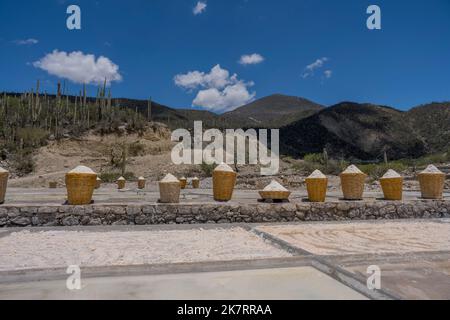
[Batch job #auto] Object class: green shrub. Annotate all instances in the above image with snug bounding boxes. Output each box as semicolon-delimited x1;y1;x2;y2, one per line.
200;162;217;177
128;141;146;157
99;171;136;183
13;149;35;175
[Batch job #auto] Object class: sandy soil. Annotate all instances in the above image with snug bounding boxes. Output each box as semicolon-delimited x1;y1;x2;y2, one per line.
0;228;291;271
257;221;450;255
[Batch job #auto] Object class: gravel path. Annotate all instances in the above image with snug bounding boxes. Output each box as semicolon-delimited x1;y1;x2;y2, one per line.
0;228;291;271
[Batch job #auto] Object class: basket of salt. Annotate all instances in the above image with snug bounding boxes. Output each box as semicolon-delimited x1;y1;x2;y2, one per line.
340;165;367;200
0;167;9;204
138;176;146;190
418;165;445;199
179;177;187;189
65;166;97;205
159;174;181;203
117;177;126;190
192;177;200;189
380;169;403;201
213;163;237;202
259;180;291;201
95;177;102;189
305;170;328;202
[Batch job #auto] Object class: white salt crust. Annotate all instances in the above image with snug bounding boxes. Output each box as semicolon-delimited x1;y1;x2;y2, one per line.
68;166;96;174
308;170;327;179
214;163;235;173
0;167;8;173
263;180;289;192
117;177;126;181
161;174;179;183
382;169;402;179
342;165;364;174
138;177;145;180
421;165;443;174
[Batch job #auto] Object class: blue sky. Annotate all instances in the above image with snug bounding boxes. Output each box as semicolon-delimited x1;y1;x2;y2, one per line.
0;0;449;113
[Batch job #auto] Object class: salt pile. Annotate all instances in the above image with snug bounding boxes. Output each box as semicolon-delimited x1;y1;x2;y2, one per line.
0;167;8;173
117;176;125;181
307;170;326;179
161;174;179;183
138;177;145;180
263;180;289;192
68;166;96;174
342;165;364;174
382;169;401;179
214;163;235;172
421;165;443;174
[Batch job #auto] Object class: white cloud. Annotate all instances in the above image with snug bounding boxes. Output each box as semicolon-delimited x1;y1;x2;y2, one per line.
302;57;329;78
14;38;39;45
174;64;255;112
33;50;122;85
239;53;265;65
193;1;207;15
324;70;332;79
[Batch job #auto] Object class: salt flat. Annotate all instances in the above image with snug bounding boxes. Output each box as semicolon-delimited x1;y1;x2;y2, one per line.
0;227;291;271
256;220;450;255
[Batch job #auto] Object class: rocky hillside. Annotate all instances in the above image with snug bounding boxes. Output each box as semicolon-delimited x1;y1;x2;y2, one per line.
406;102;450;153
221;94;324;128
280;102;427;161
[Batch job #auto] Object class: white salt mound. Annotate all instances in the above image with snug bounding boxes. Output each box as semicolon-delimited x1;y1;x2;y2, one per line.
138;177;145;180
307;170;326;179
263;180;289;192
382;169;401;179
421;165;443;174
161;174;179;183
342;165;363;174
214;163;235;173
0;167;8;173
118;176;126;181
68;166;96;174
96;177;102;181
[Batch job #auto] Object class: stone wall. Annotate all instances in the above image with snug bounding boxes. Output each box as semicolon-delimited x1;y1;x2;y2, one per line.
1;200;450;227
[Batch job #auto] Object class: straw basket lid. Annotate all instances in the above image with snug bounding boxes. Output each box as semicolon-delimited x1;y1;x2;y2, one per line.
67;166;96;175
341;164;365;175
214;163;235;173
419;165;444;175
118;176;126;181
160;173;180;184
306;170;327;180
0;167;8;174
380;169;402;180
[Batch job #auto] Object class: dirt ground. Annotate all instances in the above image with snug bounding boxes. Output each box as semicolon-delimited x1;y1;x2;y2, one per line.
4;128;436;193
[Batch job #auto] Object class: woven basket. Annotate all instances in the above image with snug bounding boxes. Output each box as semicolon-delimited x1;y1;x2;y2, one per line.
159;182;181;203
380;177;403;201
0;171;9;204
49;181;58;189
179;178;187;189
418;173;445;199
65;172;97;205
192;178;200;189
117;179;126;190
340;173;367;200
213;171;237;202
259;190;291;201
138;178;146;190
95;178;102;189
306;178;328;202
